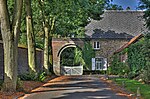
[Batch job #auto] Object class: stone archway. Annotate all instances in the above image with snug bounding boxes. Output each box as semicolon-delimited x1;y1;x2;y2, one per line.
52;38;85;75
57;44;77;57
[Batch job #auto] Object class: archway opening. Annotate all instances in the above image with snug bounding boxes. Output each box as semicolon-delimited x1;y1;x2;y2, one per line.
60;47;84;75
60;47;81;66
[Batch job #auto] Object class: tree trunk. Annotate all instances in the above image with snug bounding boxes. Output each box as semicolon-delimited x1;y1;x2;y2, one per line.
49;17;55;73
12;0;23;88
43;17;55;74
44;23;49;74
39;1;50;74
38;1;56;74
25;0;37;74
0;0;23;92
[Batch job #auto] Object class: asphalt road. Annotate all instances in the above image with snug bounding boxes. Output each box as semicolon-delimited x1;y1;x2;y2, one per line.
20;75;128;99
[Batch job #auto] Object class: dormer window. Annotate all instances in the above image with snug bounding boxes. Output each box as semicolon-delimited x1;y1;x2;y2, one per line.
93;41;100;49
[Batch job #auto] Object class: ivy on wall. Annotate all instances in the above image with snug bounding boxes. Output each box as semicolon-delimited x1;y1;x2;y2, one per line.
82;41;95;70
60;41;95;69
127;34;150;83
110;33;150;83
141;34;150;82
109;54;129;75
127;38;146;75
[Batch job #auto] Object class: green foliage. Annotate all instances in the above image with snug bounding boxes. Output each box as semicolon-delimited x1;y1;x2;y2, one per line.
126;6;131;10
0;80;3;90
47;0;105;37
127;35;150;82
8;0;107;47
109;54;129;75
106;4;123;10
19;32;27;45
18;72;46;82
82;41;95;70
37;72;47;82
61;47;84;66
13;0;107;49
7;0;14;21
111;34;150;82
138;0;150;30
18;73;37;81
19;4;28;45
61;41;95;68
24;0;106;39
140;34;150;83
16;77;23;91
128;39;146;75
74;48;85;66
127;72;139;79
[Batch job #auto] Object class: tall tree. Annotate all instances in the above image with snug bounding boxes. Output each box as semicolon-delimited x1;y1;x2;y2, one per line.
33;0;106;38
126;6;131;10
38;1;55;74
139;0;150;30
29;0;106;74
25;0;37;74
106;4;123;10
139;0;150;82
37;0;106;73
0;0;23;91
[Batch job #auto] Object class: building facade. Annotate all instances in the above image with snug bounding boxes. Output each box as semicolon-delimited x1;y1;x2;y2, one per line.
52;10;148;75
85;10;147;71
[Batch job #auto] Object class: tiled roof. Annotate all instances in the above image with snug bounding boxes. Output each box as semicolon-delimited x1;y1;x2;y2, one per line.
114;34;144;54
90;29;133;39
85;10;148;38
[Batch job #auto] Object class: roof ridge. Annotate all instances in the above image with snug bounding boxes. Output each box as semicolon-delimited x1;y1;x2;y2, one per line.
114;34;144;54
105;10;144;13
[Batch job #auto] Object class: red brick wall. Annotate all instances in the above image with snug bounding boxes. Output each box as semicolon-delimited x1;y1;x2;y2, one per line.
52;38;85;75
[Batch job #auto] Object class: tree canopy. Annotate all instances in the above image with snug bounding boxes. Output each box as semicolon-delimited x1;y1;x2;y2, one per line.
106;4;123;10
19;0;107;47
139;0;150;30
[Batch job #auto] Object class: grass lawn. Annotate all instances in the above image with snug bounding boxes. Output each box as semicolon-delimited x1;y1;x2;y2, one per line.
111;78;150;99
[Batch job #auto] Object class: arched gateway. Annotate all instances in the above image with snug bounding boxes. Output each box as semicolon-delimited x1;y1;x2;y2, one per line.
52;38;86;76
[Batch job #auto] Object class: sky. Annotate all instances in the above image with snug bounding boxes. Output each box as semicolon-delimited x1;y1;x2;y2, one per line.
111;0;141;10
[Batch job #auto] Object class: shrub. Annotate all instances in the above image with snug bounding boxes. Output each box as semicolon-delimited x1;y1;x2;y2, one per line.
0;80;3;90
37;72;46;82
127;34;150;82
18;73;37;81
111;34;150;82
60;47;84;66
18;72;47;82
109;54;129;76
16;77;23;91
128;38;146;74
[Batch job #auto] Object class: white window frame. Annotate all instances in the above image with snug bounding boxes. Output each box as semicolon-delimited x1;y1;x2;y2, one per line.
92;57;107;71
93;41;100;50
95;57;104;70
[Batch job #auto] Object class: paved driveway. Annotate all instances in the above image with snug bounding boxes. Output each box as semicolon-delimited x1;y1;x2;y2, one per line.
19;75;128;99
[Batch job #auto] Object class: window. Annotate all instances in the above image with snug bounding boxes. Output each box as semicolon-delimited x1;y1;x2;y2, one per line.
95;58;103;70
93;41;100;49
92;57;107;70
